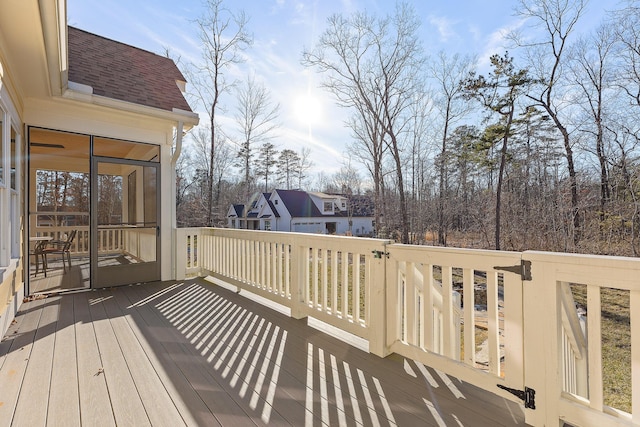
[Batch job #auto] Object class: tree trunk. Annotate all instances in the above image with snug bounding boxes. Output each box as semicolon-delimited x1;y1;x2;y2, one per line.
389;134;409;244
495;113;513;251
207;106;216;227
561;126;580;244
438;101;451;246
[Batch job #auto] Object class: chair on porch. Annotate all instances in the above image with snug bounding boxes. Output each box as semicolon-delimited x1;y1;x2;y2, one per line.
30;239;49;277
42;230;77;274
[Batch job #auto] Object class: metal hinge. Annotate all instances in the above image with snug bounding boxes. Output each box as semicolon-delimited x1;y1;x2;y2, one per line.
493;259;532;281
497;384;536;409
371;250;389;259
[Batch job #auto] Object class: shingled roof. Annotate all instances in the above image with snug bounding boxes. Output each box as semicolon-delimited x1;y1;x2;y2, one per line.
275;189;323;217
67;26;192;113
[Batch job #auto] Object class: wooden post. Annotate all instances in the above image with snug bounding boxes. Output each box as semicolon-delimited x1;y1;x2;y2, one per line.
175;228;186;280
522;251;561;427
369;241;390;358
289;243;307;320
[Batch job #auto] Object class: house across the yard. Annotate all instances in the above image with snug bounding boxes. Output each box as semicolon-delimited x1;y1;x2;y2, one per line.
227;189;375;236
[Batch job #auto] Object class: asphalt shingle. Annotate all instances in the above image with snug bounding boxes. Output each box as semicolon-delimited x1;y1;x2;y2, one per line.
68;26;192;113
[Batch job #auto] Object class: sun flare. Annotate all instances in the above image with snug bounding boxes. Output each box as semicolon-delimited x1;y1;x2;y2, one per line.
294;94;323;125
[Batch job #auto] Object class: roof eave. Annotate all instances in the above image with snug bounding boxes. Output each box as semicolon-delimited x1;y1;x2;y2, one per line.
40;0;68;96
62;84;200;127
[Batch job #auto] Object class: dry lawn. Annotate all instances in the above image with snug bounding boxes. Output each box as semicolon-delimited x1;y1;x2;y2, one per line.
570;285;631;413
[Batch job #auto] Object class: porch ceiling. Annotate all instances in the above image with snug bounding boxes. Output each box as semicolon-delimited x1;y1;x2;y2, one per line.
29;128;159;174
30;128;89;173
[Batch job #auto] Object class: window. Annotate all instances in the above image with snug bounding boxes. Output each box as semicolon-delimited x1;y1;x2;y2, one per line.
264;220;271;231
0;108;22;265
10;127;16;190
274;199;278;205
323;201;332;212
10;126;19;258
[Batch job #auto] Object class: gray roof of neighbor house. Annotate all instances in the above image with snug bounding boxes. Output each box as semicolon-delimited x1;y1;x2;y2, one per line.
266;199;280;218
67;26;192;113
275;189;323;217
231;204;244;217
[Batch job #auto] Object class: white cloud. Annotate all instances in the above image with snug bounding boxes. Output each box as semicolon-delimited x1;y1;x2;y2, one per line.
428;15;458;43
476;18;525;70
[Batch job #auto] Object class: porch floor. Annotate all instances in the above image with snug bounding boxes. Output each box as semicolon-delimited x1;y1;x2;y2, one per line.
0;279;526;426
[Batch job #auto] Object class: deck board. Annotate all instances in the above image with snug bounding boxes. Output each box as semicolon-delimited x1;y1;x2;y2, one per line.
110;286;220;427
47;293;81;427
86;291;152;426
74;292;117;427
0;299;44;427
99;289;188;427
11;297;59;427
127;283;285;427
1;279;527;426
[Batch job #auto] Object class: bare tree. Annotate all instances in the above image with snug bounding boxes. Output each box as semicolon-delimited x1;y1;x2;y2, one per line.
184;125;235;225
303;3;425;243
190;0;252;226
571;23;617;221
511;0;588;245
611;2;640;254
345;94;387;238
332;161;363;195
234;75;281;199
428;51;476;246
295;147;314;189
614;1;640;108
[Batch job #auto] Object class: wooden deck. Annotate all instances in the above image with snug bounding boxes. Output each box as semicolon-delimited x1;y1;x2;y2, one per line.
0;278;526;426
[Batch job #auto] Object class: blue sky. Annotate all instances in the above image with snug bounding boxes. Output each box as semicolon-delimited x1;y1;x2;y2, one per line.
67;0;620;179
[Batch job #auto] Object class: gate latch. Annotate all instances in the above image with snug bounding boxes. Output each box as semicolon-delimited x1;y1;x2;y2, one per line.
371;250;389;259
497;384;536;409
493;260;532;281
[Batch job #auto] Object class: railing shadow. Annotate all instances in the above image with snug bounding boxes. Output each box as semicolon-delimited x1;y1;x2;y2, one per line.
2;279;525;426
124;278;525;426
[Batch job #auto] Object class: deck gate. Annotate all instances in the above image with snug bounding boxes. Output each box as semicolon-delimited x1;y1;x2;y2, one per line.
523;251;640;427
384;244;529;414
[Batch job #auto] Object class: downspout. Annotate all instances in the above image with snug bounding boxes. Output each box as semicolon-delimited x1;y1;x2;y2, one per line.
171;121;184;280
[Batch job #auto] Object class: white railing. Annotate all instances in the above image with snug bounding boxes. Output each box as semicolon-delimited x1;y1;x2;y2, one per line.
176;227;389;346
31;226;129;256
395;259;463;359
176;227;640;427
559;281;588;398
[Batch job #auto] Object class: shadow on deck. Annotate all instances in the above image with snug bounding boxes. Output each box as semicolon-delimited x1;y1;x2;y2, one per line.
0;278;526;426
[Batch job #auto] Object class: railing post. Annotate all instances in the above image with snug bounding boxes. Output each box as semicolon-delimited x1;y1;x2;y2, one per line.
369;241;391;358
289;243;307;320
175;228;186;281
522;251;561;427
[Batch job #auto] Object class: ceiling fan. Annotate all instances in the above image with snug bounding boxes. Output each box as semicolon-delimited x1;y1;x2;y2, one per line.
30;142;65;149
